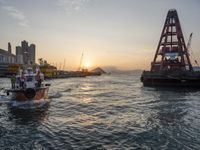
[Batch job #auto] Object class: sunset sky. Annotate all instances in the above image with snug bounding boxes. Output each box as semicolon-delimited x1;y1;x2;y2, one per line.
0;0;200;70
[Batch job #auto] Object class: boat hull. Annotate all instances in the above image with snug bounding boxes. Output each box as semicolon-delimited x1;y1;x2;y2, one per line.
8;87;49;101
141;71;200;88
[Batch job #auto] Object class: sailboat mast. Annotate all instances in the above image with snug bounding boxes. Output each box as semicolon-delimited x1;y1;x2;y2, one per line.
78;52;84;71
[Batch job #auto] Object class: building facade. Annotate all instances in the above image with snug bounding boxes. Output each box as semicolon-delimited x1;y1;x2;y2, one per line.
0;42;16;64
16;46;23;64
29;44;36;64
15;40;36;65
0;50;16;63
0;41;36;76
0;41;36;65
0;45;16;76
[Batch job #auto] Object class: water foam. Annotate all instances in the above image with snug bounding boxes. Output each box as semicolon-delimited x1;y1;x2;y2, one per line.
9;99;50;109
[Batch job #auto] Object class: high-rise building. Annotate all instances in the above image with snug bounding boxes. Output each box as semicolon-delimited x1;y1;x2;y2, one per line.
8;42;11;54
15;40;36;65
16;46;22;55
16;46;23;64
21;40;29;48
29;44;36;64
21;40;29;64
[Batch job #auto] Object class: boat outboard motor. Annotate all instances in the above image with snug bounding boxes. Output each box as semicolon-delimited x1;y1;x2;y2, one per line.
25;88;36;99
45;83;51;87
7;91;9;96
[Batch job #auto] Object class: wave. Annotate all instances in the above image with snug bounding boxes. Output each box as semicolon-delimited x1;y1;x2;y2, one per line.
8;99;50;110
49;92;63;99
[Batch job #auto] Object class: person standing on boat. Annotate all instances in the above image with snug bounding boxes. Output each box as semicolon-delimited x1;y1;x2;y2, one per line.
11;74;16;89
20;73;26;89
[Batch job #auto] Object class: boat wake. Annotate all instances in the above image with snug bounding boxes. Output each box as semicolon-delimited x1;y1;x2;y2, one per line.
9;99;51;109
0;95;10;106
49;92;62;99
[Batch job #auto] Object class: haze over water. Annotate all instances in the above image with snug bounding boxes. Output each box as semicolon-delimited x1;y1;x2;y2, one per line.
1;72;200;149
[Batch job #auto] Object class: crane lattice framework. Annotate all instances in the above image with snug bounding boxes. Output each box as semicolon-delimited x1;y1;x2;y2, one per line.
151;9;193;72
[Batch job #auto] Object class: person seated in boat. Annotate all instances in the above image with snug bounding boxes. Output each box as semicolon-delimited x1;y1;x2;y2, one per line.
20;73;26;89
35;70;42;87
10;74;16;89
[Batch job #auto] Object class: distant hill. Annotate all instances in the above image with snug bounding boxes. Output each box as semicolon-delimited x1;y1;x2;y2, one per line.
101;66;142;74
91;67;107;74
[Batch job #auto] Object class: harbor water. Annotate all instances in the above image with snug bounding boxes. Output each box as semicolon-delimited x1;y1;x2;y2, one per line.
0;71;200;149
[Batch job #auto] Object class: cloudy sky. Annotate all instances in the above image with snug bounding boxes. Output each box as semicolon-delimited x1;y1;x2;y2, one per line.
0;0;200;70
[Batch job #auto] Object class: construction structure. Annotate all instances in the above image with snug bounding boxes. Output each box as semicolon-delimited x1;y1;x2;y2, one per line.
141;9;200;87
151;9;192;72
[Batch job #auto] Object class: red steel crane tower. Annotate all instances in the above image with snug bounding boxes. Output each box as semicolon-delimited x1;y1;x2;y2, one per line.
151;9;193;72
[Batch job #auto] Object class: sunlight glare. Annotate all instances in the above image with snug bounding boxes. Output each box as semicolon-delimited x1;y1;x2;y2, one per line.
83;61;91;69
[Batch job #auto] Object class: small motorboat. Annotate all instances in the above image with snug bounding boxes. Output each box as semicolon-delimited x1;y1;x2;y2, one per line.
6;67;51;106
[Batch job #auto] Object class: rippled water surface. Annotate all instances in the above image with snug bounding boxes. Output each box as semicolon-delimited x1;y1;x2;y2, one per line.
1;72;200;150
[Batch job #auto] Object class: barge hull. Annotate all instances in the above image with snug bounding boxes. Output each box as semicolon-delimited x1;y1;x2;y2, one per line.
142;78;200;87
141;71;200;88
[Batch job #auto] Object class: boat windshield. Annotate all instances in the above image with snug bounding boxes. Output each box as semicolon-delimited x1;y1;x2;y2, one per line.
27;68;34;74
26;75;35;82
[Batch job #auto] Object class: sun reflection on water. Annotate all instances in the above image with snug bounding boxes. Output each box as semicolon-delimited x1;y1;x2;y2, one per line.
82;97;92;104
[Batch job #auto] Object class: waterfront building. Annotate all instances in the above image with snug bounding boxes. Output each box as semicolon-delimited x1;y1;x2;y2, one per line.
0;41;36;76
21;40;29;64
16;46;23;64
0;43;16;64
0;49;16;64
17;40;36;65
29;44;36;64
0;43;16;76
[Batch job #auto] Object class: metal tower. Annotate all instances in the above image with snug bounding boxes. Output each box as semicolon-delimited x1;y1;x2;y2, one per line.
151;9;193;72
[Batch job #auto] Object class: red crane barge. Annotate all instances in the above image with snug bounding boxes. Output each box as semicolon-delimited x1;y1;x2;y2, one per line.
141;9;200;87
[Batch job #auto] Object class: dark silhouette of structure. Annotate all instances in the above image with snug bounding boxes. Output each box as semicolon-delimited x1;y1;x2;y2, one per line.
8;42;12;54
141;9;200;87
151;9;192;72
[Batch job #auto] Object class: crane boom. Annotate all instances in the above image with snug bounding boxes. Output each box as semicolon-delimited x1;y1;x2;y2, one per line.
186;33;193;55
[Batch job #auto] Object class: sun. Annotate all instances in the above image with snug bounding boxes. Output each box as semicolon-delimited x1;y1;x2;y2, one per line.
83;61;91;69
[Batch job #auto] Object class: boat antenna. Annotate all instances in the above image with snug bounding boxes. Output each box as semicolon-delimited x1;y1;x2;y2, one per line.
59;62;62;70
63;59;66;71
78;52;84;71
